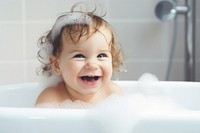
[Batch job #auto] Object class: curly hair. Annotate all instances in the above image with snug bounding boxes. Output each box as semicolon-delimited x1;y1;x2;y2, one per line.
37;5;124;77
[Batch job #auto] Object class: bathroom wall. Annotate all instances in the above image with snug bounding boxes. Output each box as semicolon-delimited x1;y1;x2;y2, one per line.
0;0;199;84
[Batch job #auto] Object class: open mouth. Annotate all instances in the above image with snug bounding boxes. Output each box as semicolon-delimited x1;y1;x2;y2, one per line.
80;76;100;82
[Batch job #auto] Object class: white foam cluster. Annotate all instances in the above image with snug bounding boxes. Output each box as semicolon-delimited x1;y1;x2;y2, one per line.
38;75;63;89
88;94;183;133
36;73;185;133
36;99;92;109
137;73;161;95
51;12;92;40
88;93;146;133
39;42;53;63
138;73;159;82
119;67;128;72
87;73;184;133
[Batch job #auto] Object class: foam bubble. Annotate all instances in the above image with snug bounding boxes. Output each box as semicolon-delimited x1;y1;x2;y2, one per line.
87;92;184;133
87;73;184;133
36;73;185;133
39;42;53;63
137;73;165;95
38;75;63;90
138;73;159;82
88;93;146;133
51;12;92;40
36;99;93;109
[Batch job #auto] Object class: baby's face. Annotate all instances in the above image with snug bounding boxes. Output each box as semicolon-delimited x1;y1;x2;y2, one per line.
55;26;113;98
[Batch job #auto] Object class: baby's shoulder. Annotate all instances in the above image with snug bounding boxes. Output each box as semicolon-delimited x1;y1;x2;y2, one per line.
35;82;66;105
107;81;124;94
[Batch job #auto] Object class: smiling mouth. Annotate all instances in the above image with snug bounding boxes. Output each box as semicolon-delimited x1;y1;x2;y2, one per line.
80;76;100;82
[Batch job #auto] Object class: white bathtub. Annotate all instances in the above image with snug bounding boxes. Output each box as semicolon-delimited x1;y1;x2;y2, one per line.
0;81;200;133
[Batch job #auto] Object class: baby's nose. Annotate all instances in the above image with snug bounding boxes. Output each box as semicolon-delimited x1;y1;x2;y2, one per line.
85;59;98;69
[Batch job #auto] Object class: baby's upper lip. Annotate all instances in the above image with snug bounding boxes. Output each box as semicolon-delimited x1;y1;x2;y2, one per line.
79;75;101;78
79;73;101;77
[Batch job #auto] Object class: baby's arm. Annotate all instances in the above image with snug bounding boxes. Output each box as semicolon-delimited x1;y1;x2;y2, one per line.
35;83;67;106
108;81;124;95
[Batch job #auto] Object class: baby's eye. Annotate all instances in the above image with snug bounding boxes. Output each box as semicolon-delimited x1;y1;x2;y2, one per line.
73;54;85;58
97;53;107;58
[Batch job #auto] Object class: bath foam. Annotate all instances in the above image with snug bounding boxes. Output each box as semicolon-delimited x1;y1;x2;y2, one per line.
38;13;92;70
88;92;183;133
36;73;183;110
38;42;54;63
35;74;184;132
1;80;200;133
36;99;92;109
38;75;63;90
137;73;167;95
86;73;184;133
51;12;92;40
88;93;146;133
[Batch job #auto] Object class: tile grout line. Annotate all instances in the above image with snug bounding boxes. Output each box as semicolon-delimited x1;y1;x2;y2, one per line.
22;0;28;82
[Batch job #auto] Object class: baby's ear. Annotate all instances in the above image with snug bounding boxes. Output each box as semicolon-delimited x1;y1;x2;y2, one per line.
49;56;61;75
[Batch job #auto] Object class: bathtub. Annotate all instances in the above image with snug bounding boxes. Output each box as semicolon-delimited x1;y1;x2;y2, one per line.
0;81;200;133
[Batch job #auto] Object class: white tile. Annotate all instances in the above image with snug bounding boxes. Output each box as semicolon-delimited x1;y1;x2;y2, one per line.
24;0;119;21
25;0;98;21
26;0;66;20
0;62;25;85
26;23;53;60
0;23;24;60
113;60;166;81
26;61;41;82
0;0;22;21
110;20;170;60
109;0;161;20
0;0;196;83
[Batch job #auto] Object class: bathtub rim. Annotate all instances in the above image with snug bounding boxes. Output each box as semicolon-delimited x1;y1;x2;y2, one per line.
1;106;200;122
0;80;200;110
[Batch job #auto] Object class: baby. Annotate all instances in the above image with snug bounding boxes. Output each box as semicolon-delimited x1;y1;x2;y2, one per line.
35;4;124;108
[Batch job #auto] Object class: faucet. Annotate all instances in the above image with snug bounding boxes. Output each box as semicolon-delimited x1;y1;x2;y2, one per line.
155;0;196;81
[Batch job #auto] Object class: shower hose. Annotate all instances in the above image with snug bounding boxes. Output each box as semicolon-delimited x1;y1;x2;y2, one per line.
165;15;178;81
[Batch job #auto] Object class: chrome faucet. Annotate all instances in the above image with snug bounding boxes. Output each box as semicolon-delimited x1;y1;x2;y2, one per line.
155;0;196;81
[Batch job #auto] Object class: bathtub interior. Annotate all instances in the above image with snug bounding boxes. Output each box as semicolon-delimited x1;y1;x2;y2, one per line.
0;81;198;108
0;81;200;109
0;81;200;133
0;83;41;107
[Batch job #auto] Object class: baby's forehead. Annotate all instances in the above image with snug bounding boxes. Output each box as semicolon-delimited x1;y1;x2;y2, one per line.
61;25;112;45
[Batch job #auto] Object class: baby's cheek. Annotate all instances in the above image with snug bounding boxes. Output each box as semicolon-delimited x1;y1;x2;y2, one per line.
67;62;81;71
61;62;77;73
104;61;113;73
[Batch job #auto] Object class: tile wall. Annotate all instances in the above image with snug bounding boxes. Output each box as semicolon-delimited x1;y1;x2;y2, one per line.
0;0;199;84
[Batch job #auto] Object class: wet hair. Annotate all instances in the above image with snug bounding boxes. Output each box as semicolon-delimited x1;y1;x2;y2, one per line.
37;4;124;77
